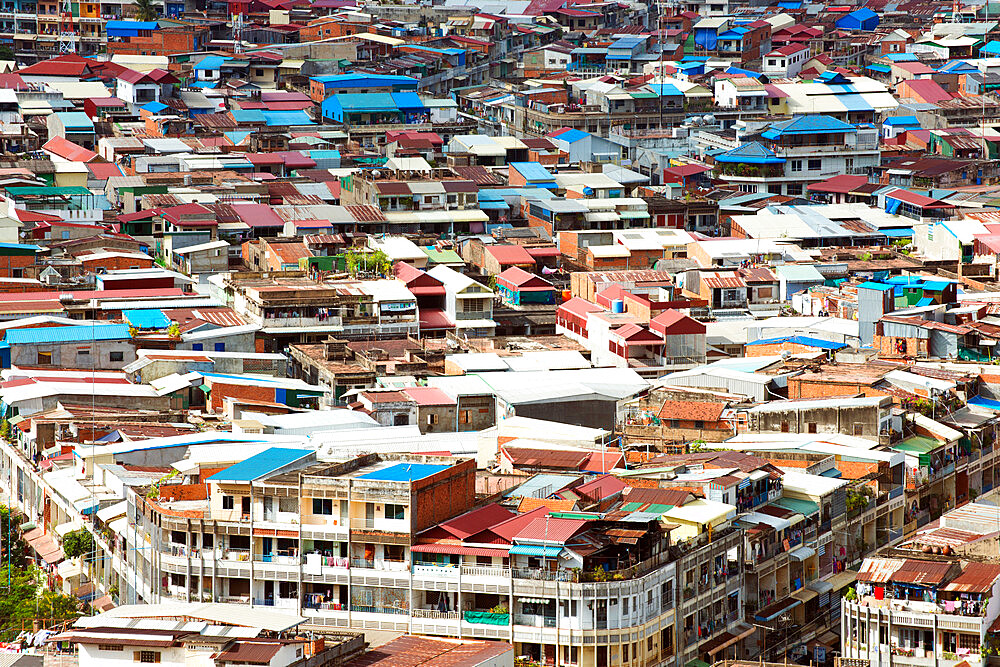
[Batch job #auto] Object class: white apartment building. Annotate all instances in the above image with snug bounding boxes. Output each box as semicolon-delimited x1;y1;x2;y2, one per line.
713;115;880;197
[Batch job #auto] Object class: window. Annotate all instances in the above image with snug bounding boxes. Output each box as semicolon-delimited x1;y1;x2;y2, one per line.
647;636;654;652
808;158;822;171
110;351;124;362
623;644;629;662
623;597;629;615
10;268;21;278
385;503;404;520
255;68;265;76
464;298;485;313
136;651;160;663
427;414;438;425
98;645;124;651
786;183;804;196
790;159;802;172
222;495;234;510
279;497;297;512
853;424;865;436
37;351;51;365
312;498;333;515
807;422;818;434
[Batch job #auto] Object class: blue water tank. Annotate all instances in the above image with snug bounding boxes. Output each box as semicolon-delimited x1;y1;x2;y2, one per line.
611;299;624;313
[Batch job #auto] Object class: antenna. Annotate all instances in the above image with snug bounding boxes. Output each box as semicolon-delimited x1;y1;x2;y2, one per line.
233;10;245;54
58;0;76;54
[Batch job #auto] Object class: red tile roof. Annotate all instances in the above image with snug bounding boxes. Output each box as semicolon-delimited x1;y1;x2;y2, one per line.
432;503;515;539
514;516;588;543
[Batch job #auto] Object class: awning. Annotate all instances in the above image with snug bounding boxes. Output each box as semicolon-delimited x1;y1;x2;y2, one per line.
411;543;509;557
58;559;84;580
96;500;127;523
54;521;82;537
789;546;816;561
755;596;802;622
108;517;128;536
700;623;755;655
809;579;834;594
741;511;790;531
826;569;860;592
792;587;819;603
509;545;563;557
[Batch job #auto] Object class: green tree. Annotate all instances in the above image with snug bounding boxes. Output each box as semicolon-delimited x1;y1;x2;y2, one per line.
132;0;158;21
0;566;79;637
62;529;94;561
0;505;26;570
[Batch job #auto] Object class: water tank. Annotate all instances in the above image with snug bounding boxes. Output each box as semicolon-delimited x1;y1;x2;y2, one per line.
561;289;572;302
611;299;625;313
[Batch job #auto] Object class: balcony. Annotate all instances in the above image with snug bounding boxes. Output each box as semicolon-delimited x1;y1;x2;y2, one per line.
514;614;556;628
349;558;408;572
413;608;460;620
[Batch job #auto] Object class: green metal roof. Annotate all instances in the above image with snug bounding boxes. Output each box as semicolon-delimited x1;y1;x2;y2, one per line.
772;497;819;517
892;435;941;454
5;186;92;196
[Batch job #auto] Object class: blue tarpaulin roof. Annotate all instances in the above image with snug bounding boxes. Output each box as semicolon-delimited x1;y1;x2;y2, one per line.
123;309;171;329
106;20;159;36
5;324;130;345
970;396;1000;411
206;448;312;483
882;227;914;237
358;463;448;482
866;64;890;73
193;56;229;70
745;335;846;350
141;101;169;114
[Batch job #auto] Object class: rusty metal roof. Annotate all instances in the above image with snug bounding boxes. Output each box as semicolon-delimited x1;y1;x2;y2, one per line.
942;562;1000;593
890;559;955;586
857;557;904;583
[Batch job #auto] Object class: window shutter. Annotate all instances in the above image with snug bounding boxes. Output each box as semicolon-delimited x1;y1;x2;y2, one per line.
155;653;161;663
134;652;141;662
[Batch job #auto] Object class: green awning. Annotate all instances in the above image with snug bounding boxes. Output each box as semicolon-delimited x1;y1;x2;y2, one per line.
619;210;650;219
892;435;943;467
772;497;819;517
687;660;711;667
198;384;211;393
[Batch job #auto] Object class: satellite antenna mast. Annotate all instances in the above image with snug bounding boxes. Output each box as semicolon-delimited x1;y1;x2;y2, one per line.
58;0;76;53
233;9;245;54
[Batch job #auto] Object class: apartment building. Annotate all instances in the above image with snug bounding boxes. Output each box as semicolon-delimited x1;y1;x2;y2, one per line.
842;503;1000;667
712;115;880;197
112;446;696;667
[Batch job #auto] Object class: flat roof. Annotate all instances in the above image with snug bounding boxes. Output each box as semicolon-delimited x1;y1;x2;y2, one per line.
356;462;449;482
206;447;312;483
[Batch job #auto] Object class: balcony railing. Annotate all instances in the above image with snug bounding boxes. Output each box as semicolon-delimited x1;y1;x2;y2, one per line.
413;608;460;620
515;614;557;628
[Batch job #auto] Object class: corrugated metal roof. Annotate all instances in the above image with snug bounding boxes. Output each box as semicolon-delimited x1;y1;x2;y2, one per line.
206;448;312;483
5;324;130;345
891;559;954;585
858;556;903;583
942;562;1000;593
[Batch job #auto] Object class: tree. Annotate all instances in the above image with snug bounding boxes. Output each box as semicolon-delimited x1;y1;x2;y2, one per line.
62;529;94;561
132;0;158;21
0;566;79;637
0;505;26;570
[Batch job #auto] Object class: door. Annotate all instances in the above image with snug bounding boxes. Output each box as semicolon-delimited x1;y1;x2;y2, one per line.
262;537;273;562
263;497;274;521
365;503;375;529
241;496;250;518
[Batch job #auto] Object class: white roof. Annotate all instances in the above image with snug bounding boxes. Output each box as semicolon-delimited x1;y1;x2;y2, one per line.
95;603;305;632
588;244;631;258
368;235;428;261
778;470;848;496
172;240;230;255
96;500;127;522
45;80;110;100
663;498;736;525
427;264;493;295
358;279;415;303
384;156;432;173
